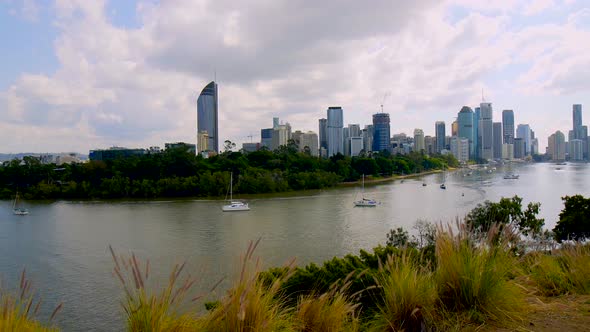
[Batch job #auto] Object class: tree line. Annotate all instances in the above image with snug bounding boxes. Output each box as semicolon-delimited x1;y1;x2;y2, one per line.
0;144;458;200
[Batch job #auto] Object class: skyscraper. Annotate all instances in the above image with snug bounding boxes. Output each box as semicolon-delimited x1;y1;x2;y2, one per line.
493;122;502;159
502;110;514;144
548;131;566;161
413;128;425;152
435;121;446;153
516;124;531;156
327;107;344;156
451;120;459;137
197;81;218;152
479;103;493;160
457;106;474;159
474;107;481;159
318;118;328;150
450;137;469;162
573;104;582;134
261;128;273;149
372;113;391;153
362;125;374;153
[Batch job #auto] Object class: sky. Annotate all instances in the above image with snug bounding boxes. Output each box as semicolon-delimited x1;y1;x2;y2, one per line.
1;0;589;153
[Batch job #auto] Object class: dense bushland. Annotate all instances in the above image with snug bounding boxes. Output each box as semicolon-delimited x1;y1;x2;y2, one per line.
0;146;457;200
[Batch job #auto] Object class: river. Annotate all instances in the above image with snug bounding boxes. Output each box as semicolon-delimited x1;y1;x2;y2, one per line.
0;162;588;331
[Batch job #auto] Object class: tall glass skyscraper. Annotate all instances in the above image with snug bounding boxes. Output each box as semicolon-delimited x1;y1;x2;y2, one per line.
372;113;391;153
457;106;474;159
474;107;481;159
493;122;502;159
318;118;328;150
327;107;344;156
197;81;218;152
435;121;446;153
479;103;493;160
502;110;514;144
573;104;582;133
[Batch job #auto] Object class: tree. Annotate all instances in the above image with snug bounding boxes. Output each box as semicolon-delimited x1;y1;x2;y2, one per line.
386;227;416;248
553;195;590;241
465;196;544;237
223;140;236;152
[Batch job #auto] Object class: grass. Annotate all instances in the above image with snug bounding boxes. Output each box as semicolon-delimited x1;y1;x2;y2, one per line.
434;224;525;326
0;270;61;332
294;271;360;332
370;254;435;332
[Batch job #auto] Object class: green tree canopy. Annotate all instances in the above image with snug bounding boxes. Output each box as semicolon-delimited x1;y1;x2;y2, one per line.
553;195;590;242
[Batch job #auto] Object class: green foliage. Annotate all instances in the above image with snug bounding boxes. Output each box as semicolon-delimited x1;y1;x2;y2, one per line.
465;195;544;237
553;195;590;241
0;147;451;199
386;227;414;248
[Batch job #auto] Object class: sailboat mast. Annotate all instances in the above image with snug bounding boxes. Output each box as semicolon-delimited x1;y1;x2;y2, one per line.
230;173;233;201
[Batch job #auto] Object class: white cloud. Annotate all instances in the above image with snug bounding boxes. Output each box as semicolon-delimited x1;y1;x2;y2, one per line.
0;0;589;152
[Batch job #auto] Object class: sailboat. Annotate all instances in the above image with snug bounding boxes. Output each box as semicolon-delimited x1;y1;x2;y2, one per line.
354;174;378;207
440;166;447;189
12;191;29;215
222;173;250;212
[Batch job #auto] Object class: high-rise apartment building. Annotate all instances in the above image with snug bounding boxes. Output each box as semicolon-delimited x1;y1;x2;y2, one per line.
425;136;436;155
572;104;588;160
362;125;374;153
451;120;459;137
435;121;446;153
570;139;584;161
548;131;566;161
493;122;502;159
197;81;218;152
479;103;493;160
349;137;363;157
413;128;425;152
327;107;344;156
372;113;391;153
502;110;514;144
514;138;525;159
271;123;291;150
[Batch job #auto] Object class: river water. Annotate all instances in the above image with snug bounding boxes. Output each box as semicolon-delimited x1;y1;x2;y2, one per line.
0;162;588;331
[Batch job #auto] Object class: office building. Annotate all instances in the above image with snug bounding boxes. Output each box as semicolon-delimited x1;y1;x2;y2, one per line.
261;128;273;149
548;131;566;161
197;131;209;153
451;120;459;137
493;122;502;159
327;107;344;156
372;113;391;153
514;138;525;159
474;107;481;159
197;81;218;152
242;143;259;152
299;131;319;156
273;117;280;129
350;137;363;157
570;139;584;161
425;136;436;155
450;137;469;162
318;118;328;150
457;106;474;159
502;143;514;160
271;123;291;150
516;124;531;156
502;110;514;144
413;128;425;152
435;121;446;153
479;103;493;160
362;125;374;153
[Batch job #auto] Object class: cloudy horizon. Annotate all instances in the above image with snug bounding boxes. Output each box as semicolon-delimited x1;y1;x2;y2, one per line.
1;0;589;154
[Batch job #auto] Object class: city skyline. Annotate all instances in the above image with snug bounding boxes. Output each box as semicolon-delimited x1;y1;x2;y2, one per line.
1;1;590;153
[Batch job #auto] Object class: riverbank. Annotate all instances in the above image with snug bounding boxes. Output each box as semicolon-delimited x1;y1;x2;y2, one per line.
338;168;449;187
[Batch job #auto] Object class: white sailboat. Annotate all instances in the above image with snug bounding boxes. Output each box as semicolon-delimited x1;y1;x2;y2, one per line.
12;191;29;215
222;173;250;212
354;174;378;207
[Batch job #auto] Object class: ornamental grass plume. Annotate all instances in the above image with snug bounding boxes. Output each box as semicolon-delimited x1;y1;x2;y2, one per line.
0;269;61;332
